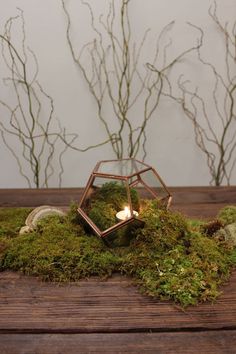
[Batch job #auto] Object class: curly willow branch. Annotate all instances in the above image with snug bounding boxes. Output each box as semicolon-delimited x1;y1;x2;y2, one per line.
0;9;113;188
62;0;199;160
160;3;236;186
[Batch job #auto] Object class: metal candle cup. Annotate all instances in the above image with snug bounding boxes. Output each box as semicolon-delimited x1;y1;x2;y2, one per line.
116;206;138;221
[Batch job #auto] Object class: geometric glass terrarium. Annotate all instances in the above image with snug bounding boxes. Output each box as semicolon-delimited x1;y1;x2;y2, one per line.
78;158;172;238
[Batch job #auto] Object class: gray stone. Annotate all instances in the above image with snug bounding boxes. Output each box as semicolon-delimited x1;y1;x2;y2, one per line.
215;222;236;246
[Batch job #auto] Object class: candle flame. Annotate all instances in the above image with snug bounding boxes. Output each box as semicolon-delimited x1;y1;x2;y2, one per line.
124;206;131;218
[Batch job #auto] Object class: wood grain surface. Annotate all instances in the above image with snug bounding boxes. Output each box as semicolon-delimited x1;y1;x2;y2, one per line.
1;331;236;354
0;271;236;333
0;186;236;217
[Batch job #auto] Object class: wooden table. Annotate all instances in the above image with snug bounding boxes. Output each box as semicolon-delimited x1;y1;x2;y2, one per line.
0;187;236;354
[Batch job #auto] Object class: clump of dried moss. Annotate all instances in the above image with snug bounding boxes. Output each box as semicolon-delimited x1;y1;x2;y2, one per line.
201;219;224;237
0;200;235;307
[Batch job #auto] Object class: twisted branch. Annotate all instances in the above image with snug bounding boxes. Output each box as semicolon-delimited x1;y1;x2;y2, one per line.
0;9;114;187
62;0;201;160
157;2;236;186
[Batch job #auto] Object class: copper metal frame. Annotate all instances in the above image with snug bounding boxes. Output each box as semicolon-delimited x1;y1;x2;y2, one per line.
78;158;172;238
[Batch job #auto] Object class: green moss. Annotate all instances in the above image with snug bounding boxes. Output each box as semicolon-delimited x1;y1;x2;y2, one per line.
135;199;188;250
86;182;141;243
187;218;206;233
2;214;121;281
121;228;234;306
0;203;235;307
67;201;82;225
218;206;236;225
120;202;236;306
91;181;140;211
0;207;31;238
89;201;116;231
0;207;32;268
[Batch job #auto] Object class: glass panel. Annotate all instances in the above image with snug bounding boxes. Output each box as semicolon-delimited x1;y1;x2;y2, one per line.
81;177;130;231
130;179;169;216
129;181;152;201
96;159;149;177
139;169;169;200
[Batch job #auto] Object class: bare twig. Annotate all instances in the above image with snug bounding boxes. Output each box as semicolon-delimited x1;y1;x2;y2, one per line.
62;0;201;160
159;2;236;186
0;9;114;187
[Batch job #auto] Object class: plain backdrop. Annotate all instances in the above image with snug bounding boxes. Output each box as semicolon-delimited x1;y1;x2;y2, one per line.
0;0;235;188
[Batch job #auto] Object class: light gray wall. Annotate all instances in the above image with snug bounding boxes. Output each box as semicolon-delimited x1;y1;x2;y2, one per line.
0;0;235;187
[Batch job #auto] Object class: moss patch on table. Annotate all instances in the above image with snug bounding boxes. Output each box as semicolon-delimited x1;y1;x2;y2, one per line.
0;201;236;307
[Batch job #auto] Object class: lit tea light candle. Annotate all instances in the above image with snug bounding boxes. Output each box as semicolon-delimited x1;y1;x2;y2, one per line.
116;206;138;221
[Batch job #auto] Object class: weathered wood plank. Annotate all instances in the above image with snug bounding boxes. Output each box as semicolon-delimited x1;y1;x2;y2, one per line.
0;186;235;206
171;186;236;205
0;188;82;207
1;331;236;354
172;203;230;219
0;187;235;218
0;271;236;333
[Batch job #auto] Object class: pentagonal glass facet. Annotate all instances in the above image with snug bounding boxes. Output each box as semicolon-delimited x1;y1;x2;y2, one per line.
80;177;130;232
78;158;172;238
96;159;149;177
138;169;170;202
